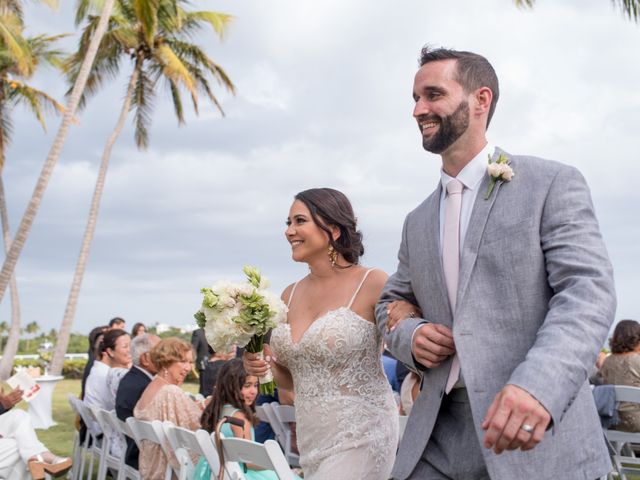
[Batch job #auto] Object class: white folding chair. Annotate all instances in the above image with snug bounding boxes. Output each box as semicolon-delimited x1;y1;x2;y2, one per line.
66;395;86;480
74;399;104;479
126;417;172;480
255;405;270;424
270;403;299;467
162;421;214;480
90;406;125;480
218;435;295;480
104;411;140;480
605;385;640;480
194;429;227;479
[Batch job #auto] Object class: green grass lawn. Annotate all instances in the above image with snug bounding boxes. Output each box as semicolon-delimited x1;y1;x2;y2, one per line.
18;378;199;458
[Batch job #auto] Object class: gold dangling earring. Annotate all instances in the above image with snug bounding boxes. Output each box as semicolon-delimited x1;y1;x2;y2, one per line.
327;245;338;267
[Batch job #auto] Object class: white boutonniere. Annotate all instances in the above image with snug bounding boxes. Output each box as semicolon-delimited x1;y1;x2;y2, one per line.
485;154;514;200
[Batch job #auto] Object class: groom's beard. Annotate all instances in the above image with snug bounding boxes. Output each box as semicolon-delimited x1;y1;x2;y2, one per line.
421;100;470;154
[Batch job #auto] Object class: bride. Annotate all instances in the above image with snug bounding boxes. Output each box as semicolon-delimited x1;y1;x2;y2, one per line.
245;188;412;479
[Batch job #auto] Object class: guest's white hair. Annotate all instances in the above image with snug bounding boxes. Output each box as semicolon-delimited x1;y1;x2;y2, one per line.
130;333;155;366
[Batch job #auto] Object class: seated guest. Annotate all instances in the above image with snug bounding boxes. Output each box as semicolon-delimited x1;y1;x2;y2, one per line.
85;329;131;412
201;346;235;397
0;386;22;416
109;317;126;331
116;334;160;468
134;338;204;478
131;322;146;338
85;329;131;455
0;409;72;479
601;319;640;431
198;359;301;480
80;325;108;400
191;327;209;396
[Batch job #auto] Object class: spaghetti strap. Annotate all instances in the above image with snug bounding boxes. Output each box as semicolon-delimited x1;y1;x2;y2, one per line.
287;281;300;308
347;269;375;309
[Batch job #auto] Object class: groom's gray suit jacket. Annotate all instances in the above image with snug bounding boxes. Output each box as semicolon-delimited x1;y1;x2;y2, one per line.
377;149;616;480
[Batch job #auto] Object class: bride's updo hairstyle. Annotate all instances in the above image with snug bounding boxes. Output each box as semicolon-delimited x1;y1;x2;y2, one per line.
295;188;364;265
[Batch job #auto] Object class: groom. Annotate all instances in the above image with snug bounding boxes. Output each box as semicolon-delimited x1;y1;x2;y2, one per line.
377;47;616;479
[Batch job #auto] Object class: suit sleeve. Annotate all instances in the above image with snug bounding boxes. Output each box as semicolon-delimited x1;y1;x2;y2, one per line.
507;165;616;427
376;215;427;370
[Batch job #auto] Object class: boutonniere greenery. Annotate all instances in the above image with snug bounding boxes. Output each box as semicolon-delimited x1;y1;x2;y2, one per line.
485;154;514;200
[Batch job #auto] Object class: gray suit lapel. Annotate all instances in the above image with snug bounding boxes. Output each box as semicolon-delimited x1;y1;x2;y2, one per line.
457;149;510;305
417;185;453;324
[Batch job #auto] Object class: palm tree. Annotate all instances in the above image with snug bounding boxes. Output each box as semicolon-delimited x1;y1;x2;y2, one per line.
49;0;235;374
514;0;640;22
0;320;7;351
24;320;39;351
0;6;65;379
0;0;117;308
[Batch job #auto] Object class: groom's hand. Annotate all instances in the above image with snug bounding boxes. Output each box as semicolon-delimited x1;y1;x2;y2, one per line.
481;384;551;454
411;323;455;368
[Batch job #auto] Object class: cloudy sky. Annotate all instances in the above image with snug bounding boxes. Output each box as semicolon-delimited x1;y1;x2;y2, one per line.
2;0;639;335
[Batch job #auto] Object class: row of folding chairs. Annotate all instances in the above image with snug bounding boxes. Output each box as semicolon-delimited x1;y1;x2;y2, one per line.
67;394;296;480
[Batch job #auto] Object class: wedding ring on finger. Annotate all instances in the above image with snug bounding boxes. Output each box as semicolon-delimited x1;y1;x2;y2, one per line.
520;423;534;433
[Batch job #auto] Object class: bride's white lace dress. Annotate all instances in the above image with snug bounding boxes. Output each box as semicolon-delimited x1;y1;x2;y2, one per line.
270;270;398;480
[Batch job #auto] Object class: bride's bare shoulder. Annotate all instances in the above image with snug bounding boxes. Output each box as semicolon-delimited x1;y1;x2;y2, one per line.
280;282;298;303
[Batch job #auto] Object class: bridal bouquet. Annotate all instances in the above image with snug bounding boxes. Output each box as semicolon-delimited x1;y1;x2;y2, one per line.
194;266;287;395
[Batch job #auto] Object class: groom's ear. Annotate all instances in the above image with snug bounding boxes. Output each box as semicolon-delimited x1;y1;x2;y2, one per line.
472;86;493;118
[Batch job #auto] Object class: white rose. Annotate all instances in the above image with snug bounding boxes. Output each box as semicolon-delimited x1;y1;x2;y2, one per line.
487;163;501;177
500;165;514;181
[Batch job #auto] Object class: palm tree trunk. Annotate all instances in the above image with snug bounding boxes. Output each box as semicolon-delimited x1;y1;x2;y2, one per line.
0;176;21;379
0;0;117;304
50;66;141;375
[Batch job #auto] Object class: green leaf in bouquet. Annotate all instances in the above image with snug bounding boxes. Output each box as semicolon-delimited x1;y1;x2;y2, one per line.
194;310;206;328
243;265;262;288
201;287;219;308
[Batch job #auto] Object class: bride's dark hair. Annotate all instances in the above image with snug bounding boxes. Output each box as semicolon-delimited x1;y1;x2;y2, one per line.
294;188;364;265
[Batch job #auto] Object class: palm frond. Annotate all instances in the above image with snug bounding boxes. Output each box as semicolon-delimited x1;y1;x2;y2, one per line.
133;0;159;47
0;1;21;20
131;65;155;149
0;101;13;169
0;12;32;75
163;39;234;93
613;0;640;21
513;0;535;7
7;80;64;130
154;43;196;98
167;77;184;124
183;11;233;39
26;33;68;71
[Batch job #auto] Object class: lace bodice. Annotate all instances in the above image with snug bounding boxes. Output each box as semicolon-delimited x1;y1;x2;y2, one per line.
270;270;398;479
272;307;391;399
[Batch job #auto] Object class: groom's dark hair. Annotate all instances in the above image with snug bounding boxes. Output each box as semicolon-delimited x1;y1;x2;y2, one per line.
295;188;364;266
419;46;500;128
